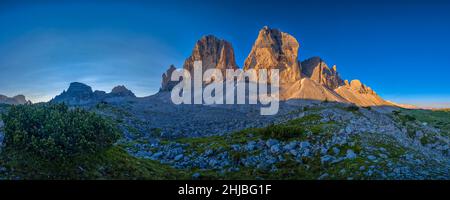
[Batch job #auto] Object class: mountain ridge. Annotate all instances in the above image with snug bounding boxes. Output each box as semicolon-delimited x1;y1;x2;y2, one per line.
51;82;136;106
161;26;394;107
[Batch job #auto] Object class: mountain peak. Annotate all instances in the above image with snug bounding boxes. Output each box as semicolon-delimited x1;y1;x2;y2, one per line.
156;26;392;107
12;95;26;102
183;34;238;74
160;65;178;92
0;94;30;105
244;26;301;83
67;82;93;94
110;85;136;97
52;82;137;106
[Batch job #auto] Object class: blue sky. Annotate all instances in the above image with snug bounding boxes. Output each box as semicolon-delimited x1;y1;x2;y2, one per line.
0;0;449;107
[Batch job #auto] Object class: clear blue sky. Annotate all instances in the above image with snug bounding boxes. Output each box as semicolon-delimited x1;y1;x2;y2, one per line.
0;0;449;107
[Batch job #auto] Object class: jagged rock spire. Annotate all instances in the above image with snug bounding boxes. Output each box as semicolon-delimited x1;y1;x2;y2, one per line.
243;26;301;83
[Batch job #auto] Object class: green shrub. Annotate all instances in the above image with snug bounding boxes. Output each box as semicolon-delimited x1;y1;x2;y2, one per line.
392;110;401;115
363;106;372;110
401;114;416;122
259;124;306;140
346;105;360;112
1;104;120;177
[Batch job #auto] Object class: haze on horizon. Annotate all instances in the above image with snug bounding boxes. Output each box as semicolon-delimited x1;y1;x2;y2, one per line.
1;0;450;108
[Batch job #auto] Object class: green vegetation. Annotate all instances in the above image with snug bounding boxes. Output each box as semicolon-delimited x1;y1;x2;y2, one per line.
185;131;414;180
253;114;330;141
0;104;186;179
393;110;416;125
0;104;10;119
363;106;372;110
187;136;369;180
2;104;120;161
345;105;360;112
175;113;332;153
3;103;444;180
0;146;187;179
169;113;372;180
400;109;450;136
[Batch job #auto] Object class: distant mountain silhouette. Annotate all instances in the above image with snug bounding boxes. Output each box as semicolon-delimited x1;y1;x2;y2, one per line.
51;82;136;106
0;94;31;105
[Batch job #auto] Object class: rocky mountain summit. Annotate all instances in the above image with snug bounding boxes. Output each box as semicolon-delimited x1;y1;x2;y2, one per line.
51;82;136;106
183;35;238;75
160;26;393;108
243;26;302;83
110;85;136;97
0;94;30;105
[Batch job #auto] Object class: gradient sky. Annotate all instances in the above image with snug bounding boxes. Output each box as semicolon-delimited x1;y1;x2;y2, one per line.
0;0;449;107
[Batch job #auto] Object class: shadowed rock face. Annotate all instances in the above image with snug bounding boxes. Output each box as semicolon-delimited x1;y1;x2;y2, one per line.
160;65;179;92
51;82;96;105
183;35;238;75
0;94;30;105
244;26;301;83
301;57;344;90
110;85;136;97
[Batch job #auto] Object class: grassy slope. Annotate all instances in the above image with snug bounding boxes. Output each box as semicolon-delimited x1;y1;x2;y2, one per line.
0;146;187;180
0;104;187;180
401;109;450;136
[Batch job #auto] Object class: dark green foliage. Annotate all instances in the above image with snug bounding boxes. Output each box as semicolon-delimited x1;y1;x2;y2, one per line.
400;109;450;137
392;110;401;115
0;146;187;180
401;114;416;122
393;110;416;125
0;104;188;179
363;106;372;110
256;114;324;140
346;105;360;112
95;101;108;109
2;104;120;159
259;124;306;140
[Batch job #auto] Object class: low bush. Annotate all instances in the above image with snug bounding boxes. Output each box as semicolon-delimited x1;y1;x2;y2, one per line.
346;105;360;112
1;104;121;178
259;124;306;140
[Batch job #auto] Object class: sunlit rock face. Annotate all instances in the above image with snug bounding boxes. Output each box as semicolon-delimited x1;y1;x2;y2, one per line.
183;35;238;75
243;26;301;83
156;26;394;107
334;79;392;107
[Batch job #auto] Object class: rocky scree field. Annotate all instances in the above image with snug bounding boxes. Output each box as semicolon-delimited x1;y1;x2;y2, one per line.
0;102;449;180
89;99;449;180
